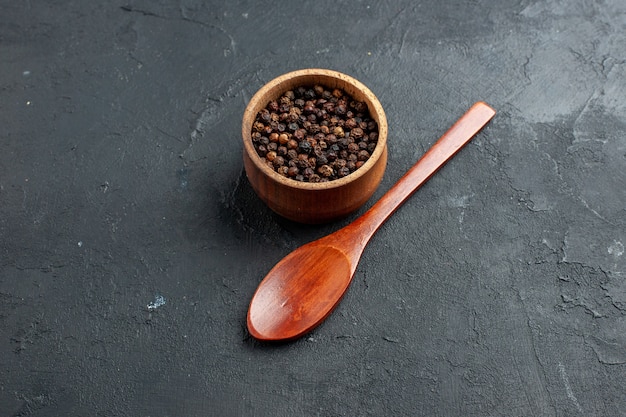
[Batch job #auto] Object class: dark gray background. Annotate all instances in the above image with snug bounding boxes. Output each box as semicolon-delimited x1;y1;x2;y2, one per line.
2;0;625;416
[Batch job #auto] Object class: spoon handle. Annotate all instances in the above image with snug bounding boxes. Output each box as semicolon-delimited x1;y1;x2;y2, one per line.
346;101;496;247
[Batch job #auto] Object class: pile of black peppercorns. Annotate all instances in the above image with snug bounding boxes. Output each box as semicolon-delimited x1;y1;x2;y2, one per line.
251;85;379;182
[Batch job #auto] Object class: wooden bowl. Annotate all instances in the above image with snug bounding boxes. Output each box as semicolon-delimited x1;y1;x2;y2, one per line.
242;69;388;224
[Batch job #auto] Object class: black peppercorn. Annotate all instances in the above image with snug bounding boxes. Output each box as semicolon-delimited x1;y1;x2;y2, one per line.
287;139;298;150
273;155;285;167
259;109;271;123
303;102;315;114
287;166;299;177
277;133;288;145
277;166;289;176
357;150;370;161
293;129;306;141
351;127;364;139
337;166;350;177
354;101;367;113
317;164;333;177
253;121;264;132
295;159;308;170
287;112;299;123
287;148;298;160
298;140;312;154
345;118;357;129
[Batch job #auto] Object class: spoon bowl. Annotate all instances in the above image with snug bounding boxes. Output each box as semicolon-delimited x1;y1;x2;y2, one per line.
247;102;496;341
248;241;353;340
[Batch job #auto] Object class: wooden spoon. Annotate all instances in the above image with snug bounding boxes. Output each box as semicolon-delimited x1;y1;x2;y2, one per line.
247;101;496;341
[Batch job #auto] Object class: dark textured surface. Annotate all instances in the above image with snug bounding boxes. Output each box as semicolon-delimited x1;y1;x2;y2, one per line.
1;0;625;415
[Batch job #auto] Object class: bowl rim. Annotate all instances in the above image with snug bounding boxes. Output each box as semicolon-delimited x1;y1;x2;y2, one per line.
242;68;388;191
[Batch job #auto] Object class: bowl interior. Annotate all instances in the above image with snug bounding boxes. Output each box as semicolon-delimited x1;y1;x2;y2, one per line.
242;69;388;190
